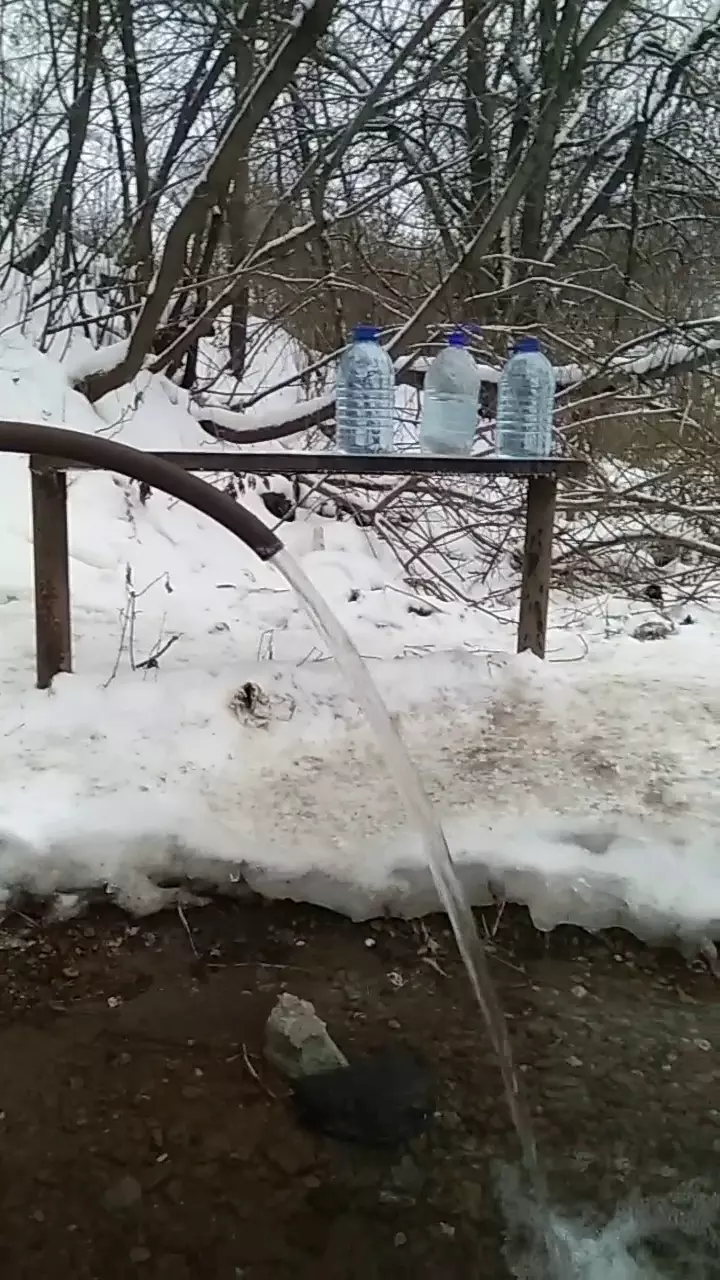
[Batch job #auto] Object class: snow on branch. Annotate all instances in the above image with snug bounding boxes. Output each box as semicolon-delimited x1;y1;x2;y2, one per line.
556;319;720;388
191;394;336;445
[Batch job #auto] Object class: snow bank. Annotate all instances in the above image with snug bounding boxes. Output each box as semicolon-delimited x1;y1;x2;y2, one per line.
0;291;718;947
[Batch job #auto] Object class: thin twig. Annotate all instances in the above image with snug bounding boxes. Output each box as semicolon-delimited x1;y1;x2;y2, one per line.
135;633;181;670
176;903;198;956
241;1042;277;1100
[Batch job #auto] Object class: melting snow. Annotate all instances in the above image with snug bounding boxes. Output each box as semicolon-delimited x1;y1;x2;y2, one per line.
0;270;718;941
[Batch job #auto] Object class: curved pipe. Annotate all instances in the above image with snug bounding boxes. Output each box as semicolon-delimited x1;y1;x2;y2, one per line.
0;420;284;561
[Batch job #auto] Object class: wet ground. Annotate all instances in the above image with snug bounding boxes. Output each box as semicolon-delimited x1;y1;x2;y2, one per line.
0;899;718;1279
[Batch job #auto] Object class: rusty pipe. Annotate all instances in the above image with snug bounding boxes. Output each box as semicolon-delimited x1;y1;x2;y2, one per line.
0;420;284;560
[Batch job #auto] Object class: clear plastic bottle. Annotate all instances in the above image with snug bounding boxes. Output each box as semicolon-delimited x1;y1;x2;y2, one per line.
419;330;481;456
335;324;396;454
495;337;555;458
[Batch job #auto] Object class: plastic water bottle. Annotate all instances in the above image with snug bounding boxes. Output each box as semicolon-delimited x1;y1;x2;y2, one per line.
335;324;395;454
495;337;555;458
419;330;481;456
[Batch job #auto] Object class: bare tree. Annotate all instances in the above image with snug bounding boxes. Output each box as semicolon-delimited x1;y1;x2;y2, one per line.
1;0;720;612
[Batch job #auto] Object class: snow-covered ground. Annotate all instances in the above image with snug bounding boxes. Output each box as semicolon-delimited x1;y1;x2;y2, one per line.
1;275;719;945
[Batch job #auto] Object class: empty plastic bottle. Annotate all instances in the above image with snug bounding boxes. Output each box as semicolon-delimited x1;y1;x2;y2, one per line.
419;330;481;456
495;337;555;458
335;324;395;454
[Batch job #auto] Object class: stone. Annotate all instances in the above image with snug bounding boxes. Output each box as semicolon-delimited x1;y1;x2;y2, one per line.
130;1247;151;1264
291;1047;434;1147
181;1085;203;1100
390;1153;425;1196
457;1178;484;1222
264;993;348;1080
103;1175;142;1211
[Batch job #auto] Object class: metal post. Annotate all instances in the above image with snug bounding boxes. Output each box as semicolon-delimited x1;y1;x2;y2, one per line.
30;460;71;688
517;476;557;659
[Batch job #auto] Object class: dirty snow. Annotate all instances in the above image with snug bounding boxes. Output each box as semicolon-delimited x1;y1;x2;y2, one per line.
0;270;719;944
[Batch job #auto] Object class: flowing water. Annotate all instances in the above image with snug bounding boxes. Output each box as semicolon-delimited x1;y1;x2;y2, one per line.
272;548;718;1278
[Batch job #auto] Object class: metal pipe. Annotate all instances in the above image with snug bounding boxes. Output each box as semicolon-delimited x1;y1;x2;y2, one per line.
0;420;284;561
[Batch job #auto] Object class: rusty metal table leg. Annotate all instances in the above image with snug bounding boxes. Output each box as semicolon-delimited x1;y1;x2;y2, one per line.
31;462;72;688
517;475;557;659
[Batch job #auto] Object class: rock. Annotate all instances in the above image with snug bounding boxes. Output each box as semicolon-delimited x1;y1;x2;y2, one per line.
103;1175;143;1211
181;1085;203;1100
130;1246;151;1264
632;620;672;642
264;993;347;1081
457;1178;484;1222
390;1153;425;1196
291;1047;434;1147
166;1179;184;1204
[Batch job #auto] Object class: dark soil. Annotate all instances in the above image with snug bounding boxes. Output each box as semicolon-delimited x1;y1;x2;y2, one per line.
0;899;719;1279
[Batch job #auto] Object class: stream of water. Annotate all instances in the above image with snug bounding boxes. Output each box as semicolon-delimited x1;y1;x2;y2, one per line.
273;548;716;1278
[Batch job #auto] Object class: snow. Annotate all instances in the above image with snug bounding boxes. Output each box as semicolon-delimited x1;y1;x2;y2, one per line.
0;289;720;947
193;392;336;442
291;0;317;26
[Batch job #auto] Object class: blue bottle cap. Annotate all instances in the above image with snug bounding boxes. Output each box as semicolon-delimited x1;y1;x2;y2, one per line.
513;336;540;353
448;330;470;347
353;324;380;342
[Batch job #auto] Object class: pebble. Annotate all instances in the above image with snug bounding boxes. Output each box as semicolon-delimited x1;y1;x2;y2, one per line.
394;1232;407;1247
166;1179;184;1203
390;1154;424;1196
130;1247;151;1264
103;1175;143;1211
457;1179;484;1222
